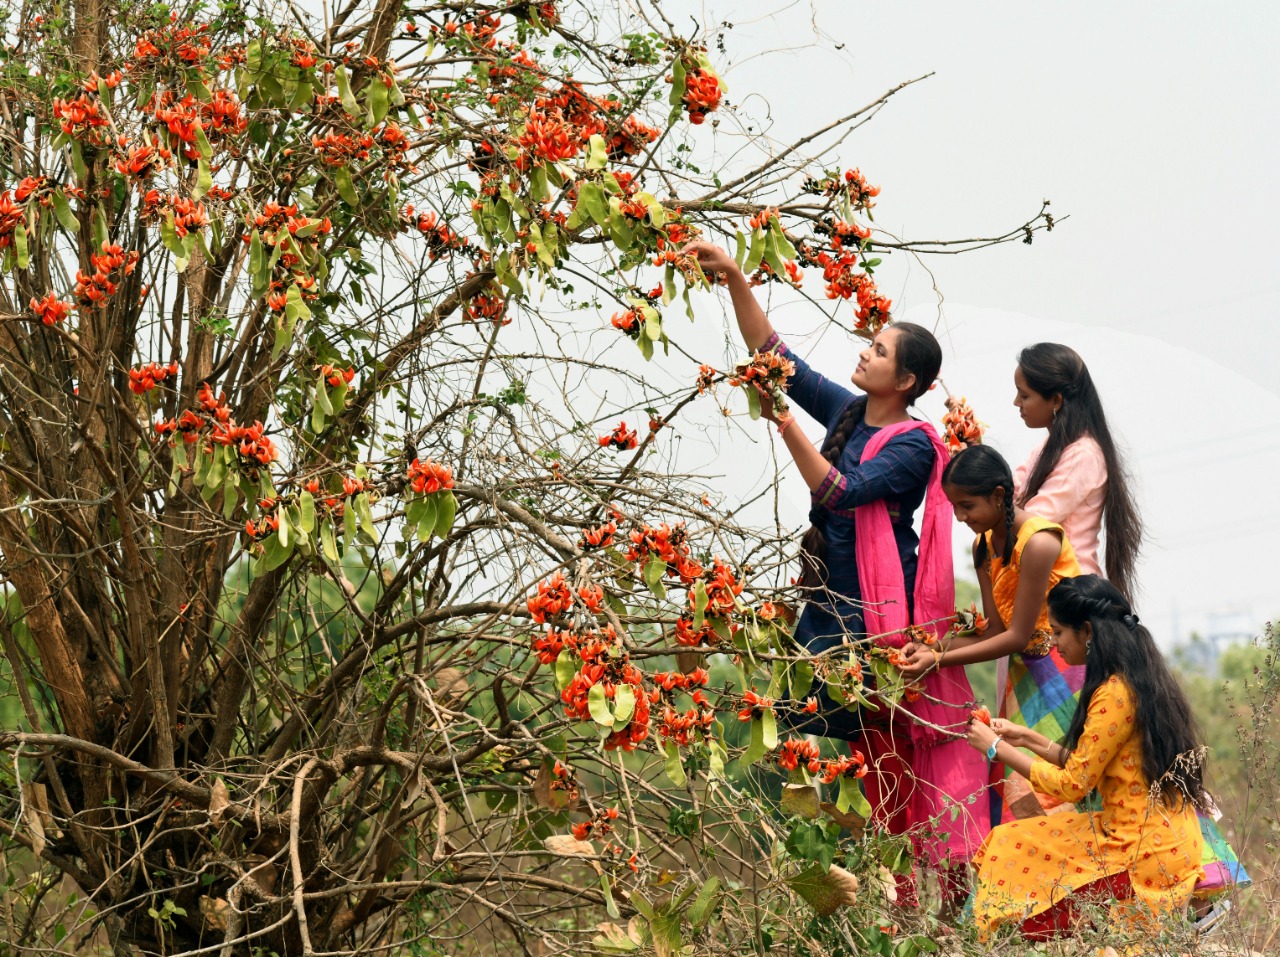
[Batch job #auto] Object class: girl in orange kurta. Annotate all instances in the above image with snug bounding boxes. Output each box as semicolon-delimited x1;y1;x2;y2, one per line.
900;445;1082;822
966;576;1207;947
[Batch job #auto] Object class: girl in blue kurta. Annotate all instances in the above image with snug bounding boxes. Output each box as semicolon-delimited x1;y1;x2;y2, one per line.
685;241;975;911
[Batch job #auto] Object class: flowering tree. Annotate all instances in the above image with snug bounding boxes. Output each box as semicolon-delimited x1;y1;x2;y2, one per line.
0;1;1053;954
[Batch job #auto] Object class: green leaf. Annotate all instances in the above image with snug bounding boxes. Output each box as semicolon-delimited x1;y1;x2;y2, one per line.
259;533;295;573
335;166;358;206
554;649;576;692
298;491;316;533
743;715;766;766
222;472;240;520
415;494;439;541
837;775;872;820
663;740;686;787
433;490;457;538
587;683;614;727
601;875;621;920
642;308;662;343
688;876;721;928
70;141;88;181
691;580;709;631
320;520;339;562
192;158;212;202
314;373;334;416
52;192;77;231
762;228;788;278
743;228;765;274
790;659;815;700
668;56;687;123
193;124;212;162
771;221;798;260
761;708;778;750
336;65;360;116
586;133;608;171
579;181;607;225
354;493;377;541
745;385;761;420
277;508;291;548
13;224;28;269
613;684;636;727
643;554;667;600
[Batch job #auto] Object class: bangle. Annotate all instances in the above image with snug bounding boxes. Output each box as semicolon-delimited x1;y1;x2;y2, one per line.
776;415;795;436
985;735;1003;761
931;646;943;669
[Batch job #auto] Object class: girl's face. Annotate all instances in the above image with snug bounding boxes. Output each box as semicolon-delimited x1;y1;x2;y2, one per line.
1048;612;1091;666
1013;366;1060;429
852;328;913;397
943;483;1006;535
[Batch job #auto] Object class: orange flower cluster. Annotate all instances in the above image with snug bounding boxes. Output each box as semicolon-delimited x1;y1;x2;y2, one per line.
598;421;637;451
131;19;212;69
803;168;881;211
730;349;795;414
0;191;23;250
516;109;581;165
52;94;110;143
817;751;868;784
650;668;714;746
128;360;180;394
313;131;375;167
736;688;773;722
30;293;73;326
950;602;988;638
570;806;619;842
610;308;642;339
406;458;454;495
246;201;332;248
696;364;717;395
14;176;48;204
807;252;891;331
560;633;651;751
318;365;354;389
244;511;280;541
408;209;470;260
675;561;742;647
75;243;140;308
169;197;208;237
608;116;661;160
746;258;803;288
626;523;702;583
827;219;872;251
681;68;723;124
116;144;169;181
526;572;573;623
941;395;984;455
202;90;247;138
155;383;277;467
776;738;821;772
466;292;507;324
970;705;992;726
578;521;616;550
151;93;207;160
301;477;353;519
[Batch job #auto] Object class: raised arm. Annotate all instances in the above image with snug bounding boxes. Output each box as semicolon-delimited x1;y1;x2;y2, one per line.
682;242;774;350
1030;676;1135;801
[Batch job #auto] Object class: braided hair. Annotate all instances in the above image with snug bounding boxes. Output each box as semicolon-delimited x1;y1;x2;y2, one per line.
1048;575;1207;811
941;445;1016;567
796;323;942;590
1016;343;1143;599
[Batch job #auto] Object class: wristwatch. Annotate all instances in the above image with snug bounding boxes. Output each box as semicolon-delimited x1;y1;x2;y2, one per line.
985;735;1003;761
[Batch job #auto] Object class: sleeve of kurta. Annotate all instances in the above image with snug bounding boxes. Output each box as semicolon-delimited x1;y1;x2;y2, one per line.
812;428;934;513
1020;438;1107;524
761;333;859;429
1029;676;1136;802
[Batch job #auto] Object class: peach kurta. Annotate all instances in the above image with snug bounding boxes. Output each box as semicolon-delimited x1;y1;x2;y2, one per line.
1015;435;1106;576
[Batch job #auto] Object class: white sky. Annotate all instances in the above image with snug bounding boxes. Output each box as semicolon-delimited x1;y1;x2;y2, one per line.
575;0;1279;645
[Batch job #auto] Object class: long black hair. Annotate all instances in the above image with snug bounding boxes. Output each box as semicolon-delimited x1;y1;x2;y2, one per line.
797;323;942;590
1048;575;1207;811
941;445;1015;568
1017;343;1143;599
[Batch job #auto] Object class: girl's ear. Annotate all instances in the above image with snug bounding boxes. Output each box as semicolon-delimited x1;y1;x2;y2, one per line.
895;370;917;398
1082;621;1093;642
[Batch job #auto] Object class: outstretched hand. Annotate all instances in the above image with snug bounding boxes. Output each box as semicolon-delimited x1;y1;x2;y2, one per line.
679;241;739;282
897;646;936;682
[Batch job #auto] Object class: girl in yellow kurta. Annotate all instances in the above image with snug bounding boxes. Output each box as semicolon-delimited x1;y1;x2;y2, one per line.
967;575;1206;947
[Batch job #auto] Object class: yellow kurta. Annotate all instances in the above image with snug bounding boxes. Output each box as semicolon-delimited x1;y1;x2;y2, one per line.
972;676;1205;939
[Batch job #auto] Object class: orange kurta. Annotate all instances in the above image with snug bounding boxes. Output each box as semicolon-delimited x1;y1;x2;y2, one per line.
972;676;1205;940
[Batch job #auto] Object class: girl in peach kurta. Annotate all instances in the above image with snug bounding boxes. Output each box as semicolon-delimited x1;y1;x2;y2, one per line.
967;576;1207;947
1012;343;1142;597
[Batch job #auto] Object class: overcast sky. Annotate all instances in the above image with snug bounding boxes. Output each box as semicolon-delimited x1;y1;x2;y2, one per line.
606;1;1280;646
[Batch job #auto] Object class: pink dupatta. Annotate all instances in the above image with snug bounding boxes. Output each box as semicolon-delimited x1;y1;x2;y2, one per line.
854;420;974;746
